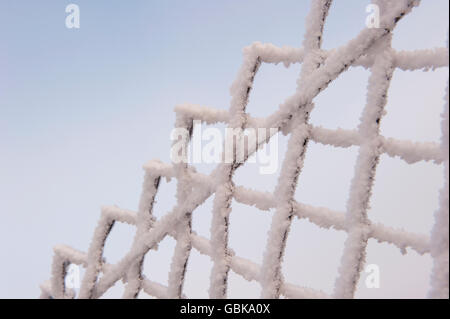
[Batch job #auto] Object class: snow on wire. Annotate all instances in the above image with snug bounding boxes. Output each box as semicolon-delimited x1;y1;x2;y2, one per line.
41;0;449;299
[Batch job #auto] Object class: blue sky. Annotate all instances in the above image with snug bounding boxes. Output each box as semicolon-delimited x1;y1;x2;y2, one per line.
0;1;448;298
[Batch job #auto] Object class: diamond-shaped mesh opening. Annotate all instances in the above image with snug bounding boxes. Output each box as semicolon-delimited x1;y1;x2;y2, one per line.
183;249;214;299
295;142;359;212
143;236;177;287
381;68;448;142
229;201;273;265
246;62;303;119
368;154;444;234
227;269;262;299
151;176;177;220
103;222;136;265
392;0;449;51
310;67;370;131
189;121;228;176
233;131;288;193
100;280;126;299
320;0;369;50
355;239;433;299
191;195;214;239
282;219;346;294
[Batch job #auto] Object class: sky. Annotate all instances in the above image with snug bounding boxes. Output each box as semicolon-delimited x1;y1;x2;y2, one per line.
0;0;448;299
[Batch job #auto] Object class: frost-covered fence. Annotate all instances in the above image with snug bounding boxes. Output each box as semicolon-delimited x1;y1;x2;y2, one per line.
41;0;449;299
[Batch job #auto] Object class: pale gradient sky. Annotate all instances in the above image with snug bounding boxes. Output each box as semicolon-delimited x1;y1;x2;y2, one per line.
0;0;448;298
